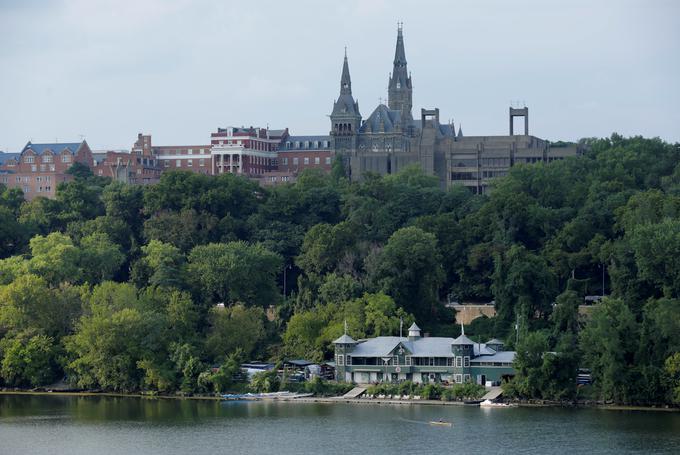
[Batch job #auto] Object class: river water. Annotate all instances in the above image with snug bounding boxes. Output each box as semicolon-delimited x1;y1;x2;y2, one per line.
1;394;679;454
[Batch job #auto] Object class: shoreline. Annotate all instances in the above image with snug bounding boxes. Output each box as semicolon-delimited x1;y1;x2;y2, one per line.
1;390;678;412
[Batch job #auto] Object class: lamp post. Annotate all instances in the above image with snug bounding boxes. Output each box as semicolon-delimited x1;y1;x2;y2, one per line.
283;264;292;299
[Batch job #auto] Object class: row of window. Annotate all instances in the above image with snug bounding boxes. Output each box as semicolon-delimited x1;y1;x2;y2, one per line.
338;355;471;367
158;148;207;154
269;176;291;182
21;185;52;193
284;140;331;149
281;156;331;166
8;175;52;183
164;159;207;168
24;154;71;164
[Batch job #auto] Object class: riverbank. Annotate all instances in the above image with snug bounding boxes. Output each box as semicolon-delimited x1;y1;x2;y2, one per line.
1;389;678;412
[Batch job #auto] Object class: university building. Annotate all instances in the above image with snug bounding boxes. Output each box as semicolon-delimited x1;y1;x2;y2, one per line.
329;25;582;193
334;323;515;385
0;141;93;200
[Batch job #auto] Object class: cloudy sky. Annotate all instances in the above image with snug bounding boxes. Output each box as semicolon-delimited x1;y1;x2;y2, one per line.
1;0;678;152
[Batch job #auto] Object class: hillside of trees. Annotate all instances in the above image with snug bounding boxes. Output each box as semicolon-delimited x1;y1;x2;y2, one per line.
1;134;679;405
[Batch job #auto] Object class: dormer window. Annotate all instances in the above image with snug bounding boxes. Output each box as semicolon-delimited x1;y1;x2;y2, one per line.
62;154;71;163
24;156;34;164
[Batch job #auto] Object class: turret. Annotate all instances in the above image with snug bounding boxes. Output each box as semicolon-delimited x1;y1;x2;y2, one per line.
407;322;421;341
451;325;474;383
333;322;357;382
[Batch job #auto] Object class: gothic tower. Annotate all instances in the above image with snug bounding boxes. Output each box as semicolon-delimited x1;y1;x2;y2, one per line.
330;50;361;157
388;23;413;123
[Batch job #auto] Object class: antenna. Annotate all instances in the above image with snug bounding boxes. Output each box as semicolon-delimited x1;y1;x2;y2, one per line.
344;319;348;335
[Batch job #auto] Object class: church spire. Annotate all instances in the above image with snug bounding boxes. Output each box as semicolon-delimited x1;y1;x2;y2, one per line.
388;22;413;122
340;47;352;95
393;22;407;68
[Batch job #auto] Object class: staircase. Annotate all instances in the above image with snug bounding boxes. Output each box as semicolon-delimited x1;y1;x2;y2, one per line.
481;387;503;401
343;387;367;399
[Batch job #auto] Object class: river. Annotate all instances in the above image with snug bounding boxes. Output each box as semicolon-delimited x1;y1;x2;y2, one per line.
1;394;679;454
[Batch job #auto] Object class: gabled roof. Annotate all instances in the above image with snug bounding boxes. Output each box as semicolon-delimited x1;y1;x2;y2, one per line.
22;141;82;156
408;322;420;331
486;338;504;345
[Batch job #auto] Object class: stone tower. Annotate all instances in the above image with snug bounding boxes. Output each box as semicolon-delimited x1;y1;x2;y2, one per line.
330;50;362;159
388;23;413;123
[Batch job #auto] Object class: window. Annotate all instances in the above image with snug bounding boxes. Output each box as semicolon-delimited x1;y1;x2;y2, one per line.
293;157;299;165
304;157;309;165
314;157;320;165
464;374;471;383
31;165;37;172
164;160;169;167
187;159;193;167
176;160;181;167
188;149;193;154
447;358;454;367
42;155;52;163
46;176;51;182
464;356;470;368
62;154;71;163
337;354;344;366
282;157;288;165
325;157;331;165
346;356;352;366
36;176;42;182
393;355;399;366
199;158;205;167
405;356;412;366
454;374;463;383
456;356;462;368
23;186;30;193
49;165;55;171
24;156;34;163
15;176;20;183
37;186;42;193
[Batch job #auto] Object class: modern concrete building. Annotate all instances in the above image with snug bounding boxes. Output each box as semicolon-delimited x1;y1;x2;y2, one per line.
333;323;515;385
330;25;582;193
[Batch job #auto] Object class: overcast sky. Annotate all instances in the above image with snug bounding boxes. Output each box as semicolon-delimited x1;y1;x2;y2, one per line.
1;0;678;152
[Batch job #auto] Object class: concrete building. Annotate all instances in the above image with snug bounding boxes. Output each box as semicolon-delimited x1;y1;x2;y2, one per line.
0;141;93;200
333;323;515;385
330;25;582;192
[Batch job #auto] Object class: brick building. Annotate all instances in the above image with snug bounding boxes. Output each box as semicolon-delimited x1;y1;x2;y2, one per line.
210;126;287;176
0;141;93;200
277;135;333;173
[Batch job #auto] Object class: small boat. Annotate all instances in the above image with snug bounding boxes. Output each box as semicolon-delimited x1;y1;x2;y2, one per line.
429;420;453;427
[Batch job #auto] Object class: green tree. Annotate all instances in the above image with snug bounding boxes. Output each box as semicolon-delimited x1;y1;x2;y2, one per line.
187;242;282;306
79;232;125;283
27;232;82;285
205;305;265;362
367;226;443;321
0;332;60;387
579;298;638;403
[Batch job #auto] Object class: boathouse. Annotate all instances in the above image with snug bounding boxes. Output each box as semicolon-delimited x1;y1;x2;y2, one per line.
333;323;515;385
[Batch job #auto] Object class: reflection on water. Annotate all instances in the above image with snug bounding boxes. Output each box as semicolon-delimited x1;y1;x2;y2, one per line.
1;394;679;455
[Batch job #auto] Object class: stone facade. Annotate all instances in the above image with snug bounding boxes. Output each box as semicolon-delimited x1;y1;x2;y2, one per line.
330;26;582;193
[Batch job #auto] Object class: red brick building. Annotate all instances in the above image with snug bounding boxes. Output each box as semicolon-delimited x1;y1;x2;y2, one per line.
0;141;93;200
277;135;333;173
210;127;288;176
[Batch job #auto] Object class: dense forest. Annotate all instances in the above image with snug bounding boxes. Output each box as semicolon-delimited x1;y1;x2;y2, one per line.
0;134;679;405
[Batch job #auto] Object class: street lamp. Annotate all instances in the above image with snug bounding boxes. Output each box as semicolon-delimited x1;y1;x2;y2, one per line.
283;264;292;299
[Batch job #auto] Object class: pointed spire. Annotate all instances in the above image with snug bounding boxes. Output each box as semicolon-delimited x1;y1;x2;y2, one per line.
457;124;463;138
393;22;407;67
340;50;352;95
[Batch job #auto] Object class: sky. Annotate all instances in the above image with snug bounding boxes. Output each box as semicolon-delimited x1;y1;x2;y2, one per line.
1;0;679;152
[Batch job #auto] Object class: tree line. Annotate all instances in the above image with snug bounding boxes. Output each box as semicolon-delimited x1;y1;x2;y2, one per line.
0;134;679;404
